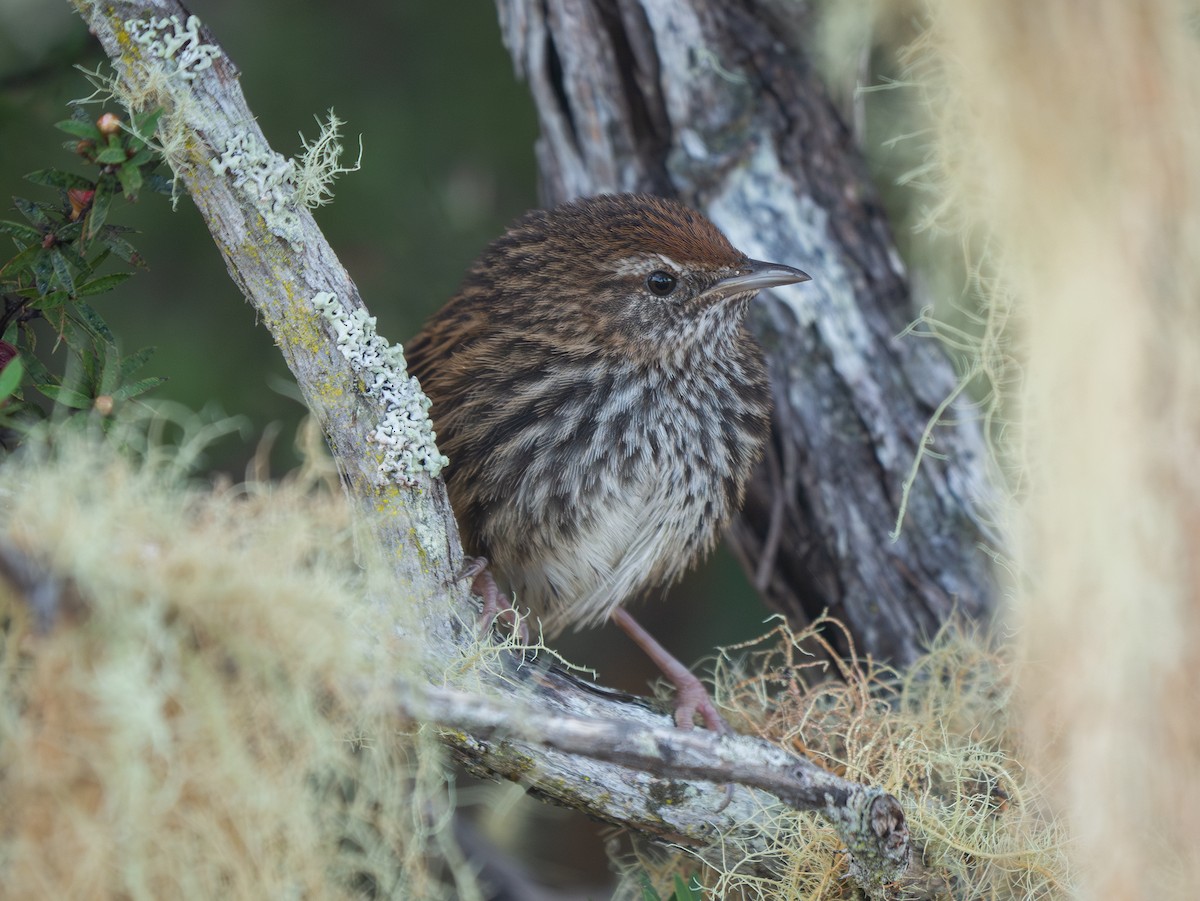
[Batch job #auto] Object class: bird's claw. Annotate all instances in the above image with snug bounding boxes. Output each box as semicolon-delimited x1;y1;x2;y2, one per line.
457;556;530;643
673;688;732;735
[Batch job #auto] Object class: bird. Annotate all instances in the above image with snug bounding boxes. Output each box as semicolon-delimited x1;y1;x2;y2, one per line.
405;193;810;731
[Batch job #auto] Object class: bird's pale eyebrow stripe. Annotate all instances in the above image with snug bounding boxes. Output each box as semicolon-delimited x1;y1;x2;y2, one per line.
609;254;684;276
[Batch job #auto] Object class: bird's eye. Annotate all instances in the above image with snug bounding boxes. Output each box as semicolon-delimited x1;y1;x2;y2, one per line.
646;270;678;297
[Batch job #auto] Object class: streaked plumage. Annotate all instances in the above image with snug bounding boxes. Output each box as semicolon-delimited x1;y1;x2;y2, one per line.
406;193;807;637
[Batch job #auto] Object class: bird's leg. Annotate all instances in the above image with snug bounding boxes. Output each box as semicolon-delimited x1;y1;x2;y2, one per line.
610;607;729;733
456;556;529;642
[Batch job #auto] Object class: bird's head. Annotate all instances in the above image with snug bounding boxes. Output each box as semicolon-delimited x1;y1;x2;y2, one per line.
463;193;810;355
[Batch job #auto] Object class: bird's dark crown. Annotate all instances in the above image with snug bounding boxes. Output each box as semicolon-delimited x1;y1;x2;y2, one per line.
511;193;748;271
463;194;759;320
474;194;746;285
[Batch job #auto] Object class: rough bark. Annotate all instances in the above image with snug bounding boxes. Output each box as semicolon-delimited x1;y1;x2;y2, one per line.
496;0;998;664
68;0;910;891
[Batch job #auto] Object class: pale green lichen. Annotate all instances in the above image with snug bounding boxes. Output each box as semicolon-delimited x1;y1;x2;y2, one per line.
313;292;448;486
294;111;362;210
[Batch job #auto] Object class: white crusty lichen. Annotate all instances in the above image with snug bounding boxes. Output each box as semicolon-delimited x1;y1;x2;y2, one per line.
210;113;360;246
312;292;448;486
211;132;304;244
125;15;222;81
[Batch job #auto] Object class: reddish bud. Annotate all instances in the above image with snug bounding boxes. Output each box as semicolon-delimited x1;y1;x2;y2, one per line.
68;187;96;221
0;342;17;370
97;112;121;136
94;395;115;416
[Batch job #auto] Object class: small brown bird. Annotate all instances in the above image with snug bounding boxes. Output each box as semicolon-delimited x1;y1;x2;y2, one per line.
406;193;809;730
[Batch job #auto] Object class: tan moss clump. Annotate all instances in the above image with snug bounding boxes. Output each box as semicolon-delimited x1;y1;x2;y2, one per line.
622;620;1070;900
0;425;474;900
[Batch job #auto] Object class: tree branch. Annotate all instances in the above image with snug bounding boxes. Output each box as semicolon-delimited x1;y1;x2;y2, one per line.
403;679;909;886
68;0;910;890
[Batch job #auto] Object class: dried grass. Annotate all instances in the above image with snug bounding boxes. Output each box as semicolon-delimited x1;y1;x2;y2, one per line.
620;619;1069;899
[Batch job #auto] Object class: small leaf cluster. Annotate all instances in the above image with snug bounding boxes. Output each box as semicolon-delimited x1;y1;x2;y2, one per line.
0;109;169;440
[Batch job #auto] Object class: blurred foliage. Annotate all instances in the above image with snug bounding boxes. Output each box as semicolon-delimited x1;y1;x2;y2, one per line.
0;107;170;444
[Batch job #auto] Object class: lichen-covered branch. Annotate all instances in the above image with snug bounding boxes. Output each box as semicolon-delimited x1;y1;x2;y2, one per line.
68;0;468;669
404;680;909;891
68;0;910;889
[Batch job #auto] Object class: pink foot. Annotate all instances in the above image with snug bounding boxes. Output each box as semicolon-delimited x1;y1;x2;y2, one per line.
457;556;529;643
670;671;731;734
610;607;734;808
609;607;730;733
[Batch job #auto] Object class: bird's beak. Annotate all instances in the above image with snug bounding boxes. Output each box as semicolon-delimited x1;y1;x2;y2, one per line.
700;259;811;302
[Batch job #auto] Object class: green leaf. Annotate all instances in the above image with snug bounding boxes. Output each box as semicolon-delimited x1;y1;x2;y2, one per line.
119;346;156;378
0;357;25;401
97;348;119;396
144;174;174;196
638;874;663;901
68;333;101;393
12;197;50;228
20;351;54;386
37;383;92;409
98;229;141;266
32;289;69;310
49;249;76;294
111;375;166;401
127;148;156;167
0;220;42;242
31;254;56;290
116;163;143;199
131;107;164;138
76;272;133;296
3;246;42;283
71;301;117;346
672;875;701;901
0;399;47;423
95;145;129;164
24;169;94;191
54;225;87;260
55;118;102;141
86;179;113;239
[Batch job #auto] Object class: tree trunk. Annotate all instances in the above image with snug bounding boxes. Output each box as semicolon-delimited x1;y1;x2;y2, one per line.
497;0;998;664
